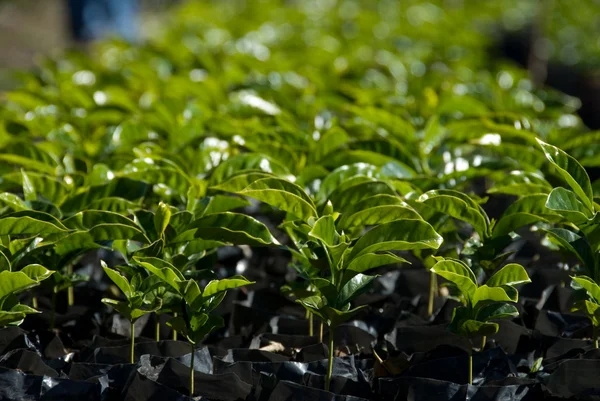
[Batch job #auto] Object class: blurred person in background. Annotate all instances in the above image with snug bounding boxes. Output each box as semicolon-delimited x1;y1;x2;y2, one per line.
67;0;139;43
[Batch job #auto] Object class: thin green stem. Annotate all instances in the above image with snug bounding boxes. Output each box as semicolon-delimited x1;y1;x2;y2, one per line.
67;264;74;307
32;296;38;309
319;320;324;343
190;342;195;396
594;325;598;349
50;287;57;331
468;351;473;385
172;312;178;340
322;246;335;282
325;326;335;392
155;317;160;342
309;312;314;337
427;271;437;317
481;336;486;351
130;321;135;364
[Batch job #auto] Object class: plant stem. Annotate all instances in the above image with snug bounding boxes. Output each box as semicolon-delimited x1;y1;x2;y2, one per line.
468;350;473;385
32;296;38;309
319;321;324;343
190;342;195;396
594;325;598;349
130;321;135;364
67;264;74;307
50;287;57;331
427;271;437;317
172;312;178;341
481;336;486;351
326;326;335;392
309;312;314;337
155;318;161;342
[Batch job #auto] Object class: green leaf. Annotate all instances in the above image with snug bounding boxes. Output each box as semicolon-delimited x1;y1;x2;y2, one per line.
312;126;349;162
0;193;28;212
308;215;339;247
21;170;37;202
63;210;140;231
0;154;56;175
493;214;546;238
209;171;274;192
417;189;489;238
102;262;133;298
317;163;379;203
134;257;184;292
189;312;209;333
571;275;600;302
1;171;68;205
473;285;515;306
537;139;594;213
192;195;251;218
239;177;317;220
189;314;224;344
338;204;422;232
209;154;289;185
204;291;227;313
166;315;190;339
0;271;38;300
102;298;160;322
486;264;531;287
493;194;560;237
87;224;145;241
20;264;53;282
546;187;593;223
330;181;396;213
322;304;368;327
86;197;141;214
0;304;40;327
60;178;150;214
49;231;104;256
545;228;595;272
0;250;10;272
181;279;202;306
181;212;276;246
571;300;600;326
154;202;172;237
345;252;409;275
421;115;445;155
349;219;442;259
476;303;519;321
297;295;326;313
0;212;68;235
336;273;376;307
121;166;191;195
488;183;551;196
457;320;499;338
430;259;477;301
202;276;254;299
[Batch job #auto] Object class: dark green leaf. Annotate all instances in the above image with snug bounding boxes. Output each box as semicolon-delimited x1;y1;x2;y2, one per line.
430;259;477;301
349;219;442;259
537;139;594;212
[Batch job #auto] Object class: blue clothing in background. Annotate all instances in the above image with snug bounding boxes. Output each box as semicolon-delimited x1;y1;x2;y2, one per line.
68;0;139;42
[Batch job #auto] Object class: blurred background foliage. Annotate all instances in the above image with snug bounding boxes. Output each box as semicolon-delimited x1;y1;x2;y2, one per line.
0;0;599;126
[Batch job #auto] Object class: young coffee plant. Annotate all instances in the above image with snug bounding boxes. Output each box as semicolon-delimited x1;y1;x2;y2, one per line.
431;258;531;384
136;256;253;396
114;199;274;340
416;189;558;272
101;261;163;363
534;139;600;346
0;265;54;327
415;187;558;314
213;173;442;391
